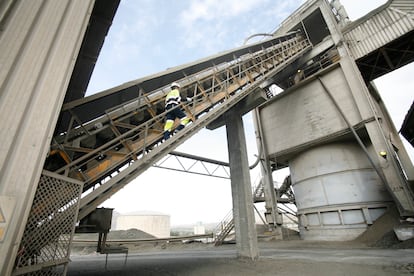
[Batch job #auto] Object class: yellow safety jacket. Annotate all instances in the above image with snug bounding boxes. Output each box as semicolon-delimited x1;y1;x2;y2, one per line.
165;89;181;107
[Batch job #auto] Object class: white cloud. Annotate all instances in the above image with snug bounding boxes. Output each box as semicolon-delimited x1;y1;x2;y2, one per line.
178;0;311;54
179;0;268;25
86;0;168;93
177;0;277;54
91;0;414;225
340;0;387;20
262;0;306;30
110;1;161;61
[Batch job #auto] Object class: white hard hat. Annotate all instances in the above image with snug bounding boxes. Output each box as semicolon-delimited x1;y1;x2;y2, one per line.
170;82;180;89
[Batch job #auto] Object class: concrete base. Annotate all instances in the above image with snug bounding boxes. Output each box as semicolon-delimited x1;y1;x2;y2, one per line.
299;226;367;241
394;226;414;241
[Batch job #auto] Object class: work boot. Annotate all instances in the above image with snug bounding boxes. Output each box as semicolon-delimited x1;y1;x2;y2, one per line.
163;131;170;141
176;124;185;131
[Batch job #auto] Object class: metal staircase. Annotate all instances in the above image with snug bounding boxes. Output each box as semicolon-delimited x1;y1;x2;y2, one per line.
45;32;311;220
253;175;295;204
253;181;266;202
213;175;298;245
213;211;235;246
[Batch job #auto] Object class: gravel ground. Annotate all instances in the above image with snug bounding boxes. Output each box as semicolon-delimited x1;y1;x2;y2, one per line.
68;218;414;276
68;236;414;276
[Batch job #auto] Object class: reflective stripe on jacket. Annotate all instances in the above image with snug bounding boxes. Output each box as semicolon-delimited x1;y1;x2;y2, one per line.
165;89;181;107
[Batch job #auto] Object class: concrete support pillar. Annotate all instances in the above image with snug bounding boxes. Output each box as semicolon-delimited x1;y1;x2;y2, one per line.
225;111;259;260
0;1;94;274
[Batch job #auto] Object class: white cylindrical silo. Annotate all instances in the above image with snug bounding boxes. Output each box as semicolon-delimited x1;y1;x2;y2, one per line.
290;142;393;241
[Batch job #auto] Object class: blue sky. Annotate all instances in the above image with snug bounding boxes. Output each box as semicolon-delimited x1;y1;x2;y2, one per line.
86;0;305;95
88;0;414;226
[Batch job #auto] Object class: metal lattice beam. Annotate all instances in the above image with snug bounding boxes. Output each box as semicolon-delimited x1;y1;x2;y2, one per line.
154;151;230;179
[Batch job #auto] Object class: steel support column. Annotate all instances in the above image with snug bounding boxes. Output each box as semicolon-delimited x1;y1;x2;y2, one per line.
253;108;283;237
338;46;414;216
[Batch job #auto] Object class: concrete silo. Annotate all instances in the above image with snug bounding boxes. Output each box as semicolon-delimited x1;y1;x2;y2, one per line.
255;0;414;240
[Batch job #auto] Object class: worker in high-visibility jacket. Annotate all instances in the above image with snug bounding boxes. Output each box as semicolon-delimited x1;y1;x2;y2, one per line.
163;82;191;140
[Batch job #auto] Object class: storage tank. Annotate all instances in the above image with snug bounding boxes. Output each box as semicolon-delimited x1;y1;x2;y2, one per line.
290;142;393;240
115;211;170;238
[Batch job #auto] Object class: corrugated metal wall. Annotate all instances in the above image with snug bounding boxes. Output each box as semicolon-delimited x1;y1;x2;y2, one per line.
0;1;94;274
343;0;414;59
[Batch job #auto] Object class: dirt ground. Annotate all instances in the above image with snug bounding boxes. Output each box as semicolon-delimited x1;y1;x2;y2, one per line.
68;235;414;276
67;206;414;275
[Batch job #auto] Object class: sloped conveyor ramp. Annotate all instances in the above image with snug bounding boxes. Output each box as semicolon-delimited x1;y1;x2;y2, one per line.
46;33;311;220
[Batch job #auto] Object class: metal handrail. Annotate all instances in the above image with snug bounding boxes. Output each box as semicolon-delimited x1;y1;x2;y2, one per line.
213;209;234;244
54;35;310;190
47;35;313;217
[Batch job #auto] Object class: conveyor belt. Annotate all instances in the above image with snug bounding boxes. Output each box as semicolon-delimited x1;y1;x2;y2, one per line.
44;32;311;219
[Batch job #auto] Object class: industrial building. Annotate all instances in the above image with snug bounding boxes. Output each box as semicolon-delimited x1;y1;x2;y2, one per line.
0;0;413;275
